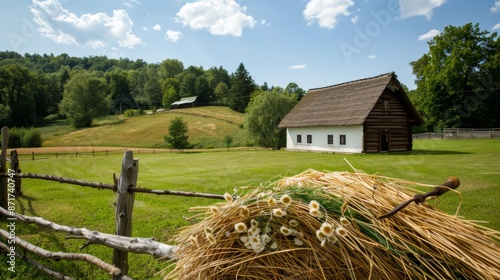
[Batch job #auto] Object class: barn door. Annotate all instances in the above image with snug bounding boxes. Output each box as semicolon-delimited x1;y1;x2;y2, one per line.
380;133;390;152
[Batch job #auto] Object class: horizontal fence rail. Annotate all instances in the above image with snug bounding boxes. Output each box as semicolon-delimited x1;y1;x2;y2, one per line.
413;128;500;140
0;173;226;200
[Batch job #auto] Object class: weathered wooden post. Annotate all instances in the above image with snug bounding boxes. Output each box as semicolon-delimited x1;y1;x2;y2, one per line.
112;150;138;278
0;126;9;212
9;150;21;196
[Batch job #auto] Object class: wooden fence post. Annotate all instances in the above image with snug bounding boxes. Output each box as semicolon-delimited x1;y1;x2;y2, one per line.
9;150;22;196
0;127;8;212
112;150;138;278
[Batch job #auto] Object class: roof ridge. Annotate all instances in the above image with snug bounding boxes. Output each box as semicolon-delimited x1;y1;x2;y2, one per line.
309;72;395;91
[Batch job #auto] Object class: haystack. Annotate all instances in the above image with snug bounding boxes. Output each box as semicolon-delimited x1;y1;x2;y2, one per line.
165;169;500;279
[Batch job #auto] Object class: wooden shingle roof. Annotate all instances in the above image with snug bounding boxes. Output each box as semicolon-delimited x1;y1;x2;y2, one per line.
278;72;423;128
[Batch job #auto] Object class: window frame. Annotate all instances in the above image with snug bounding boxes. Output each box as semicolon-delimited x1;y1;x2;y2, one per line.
327;134;333;145
383;99;390;112
296;134;302;143
306;135;312;144
339;134;346;145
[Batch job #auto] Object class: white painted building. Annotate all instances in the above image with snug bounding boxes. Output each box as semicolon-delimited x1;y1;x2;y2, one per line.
285;126;364;153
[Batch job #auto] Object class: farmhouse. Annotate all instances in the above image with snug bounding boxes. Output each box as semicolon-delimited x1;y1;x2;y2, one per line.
171;96;199;109
278;72;424;153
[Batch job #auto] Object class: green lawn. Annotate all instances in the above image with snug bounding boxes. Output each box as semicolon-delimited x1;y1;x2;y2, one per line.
1;139;499;279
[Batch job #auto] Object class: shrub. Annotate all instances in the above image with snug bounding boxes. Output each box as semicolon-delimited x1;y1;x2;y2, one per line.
22;128;43;147
1;127;43;148
124;109;145;117
8;128;25;148
124;109;137;117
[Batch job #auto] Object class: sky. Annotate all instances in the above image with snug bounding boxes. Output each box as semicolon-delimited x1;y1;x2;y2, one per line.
1;0;499;91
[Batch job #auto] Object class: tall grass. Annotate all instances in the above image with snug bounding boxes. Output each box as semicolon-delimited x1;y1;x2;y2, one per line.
1;139;499;279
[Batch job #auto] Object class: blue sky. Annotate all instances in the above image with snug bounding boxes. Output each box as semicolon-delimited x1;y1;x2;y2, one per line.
1;0;499;91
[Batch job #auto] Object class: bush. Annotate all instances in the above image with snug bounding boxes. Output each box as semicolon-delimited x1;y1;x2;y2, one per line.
124;109;137;117
22;128;43;147
1;127;43;148
8;128;24;148
124;109;145;117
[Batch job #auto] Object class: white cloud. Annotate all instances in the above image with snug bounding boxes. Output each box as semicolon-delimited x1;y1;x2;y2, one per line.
303;0;354;29
493;23;500;30
491;1;500;13
288;64;307;70
142;26;148;31
153;24;161;31
165;29;182;42
399;0;446;20
351;15;359;24
122;2;133;8
417;29;440;41
366;55;376;59
30;0;142;49
176;0;256;36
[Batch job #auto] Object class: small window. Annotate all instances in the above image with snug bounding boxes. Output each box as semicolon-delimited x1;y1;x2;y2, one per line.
307;135;312;144
339;135;346;145
297;134;302;143
383;100;390;112
327;135;333;145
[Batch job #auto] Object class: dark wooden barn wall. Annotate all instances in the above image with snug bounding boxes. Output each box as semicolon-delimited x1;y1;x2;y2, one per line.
363;89;412;153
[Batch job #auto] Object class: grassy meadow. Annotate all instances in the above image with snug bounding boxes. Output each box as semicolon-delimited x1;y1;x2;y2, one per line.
1;138;499;279
40;107;247;149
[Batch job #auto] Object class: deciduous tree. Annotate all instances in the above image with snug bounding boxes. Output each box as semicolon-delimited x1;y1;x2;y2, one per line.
0;64;36;127
164;117;190;151
245;90;297;149
59;71;109;128
410;23;500;130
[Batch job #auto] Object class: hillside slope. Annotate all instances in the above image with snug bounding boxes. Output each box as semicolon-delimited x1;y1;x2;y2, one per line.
42;107;246;148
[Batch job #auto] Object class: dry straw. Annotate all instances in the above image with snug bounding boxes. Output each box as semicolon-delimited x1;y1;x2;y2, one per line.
164;169;500;279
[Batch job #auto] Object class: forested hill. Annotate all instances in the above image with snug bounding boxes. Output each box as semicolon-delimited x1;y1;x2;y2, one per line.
0;51;306;128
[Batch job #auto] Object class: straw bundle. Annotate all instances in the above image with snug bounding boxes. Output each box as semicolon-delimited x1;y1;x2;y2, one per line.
164;169;500;280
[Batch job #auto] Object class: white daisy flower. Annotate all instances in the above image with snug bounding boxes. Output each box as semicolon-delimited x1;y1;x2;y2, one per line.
280;194;292;206
234;222;247;233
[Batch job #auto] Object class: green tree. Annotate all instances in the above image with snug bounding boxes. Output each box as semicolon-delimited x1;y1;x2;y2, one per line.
106;70;133;114
179;73;197;98
284;82;306;101
224;135;233;151
59;72;109;128
144;74;162;108
195;75;214;104
410;23;500;131
164;117;190;151
128;68;148;109
214;82;230;105
0;64;36;127
162;86;178;108
159;59;184;79
0;104;11;126
245;91;298;149
229;63;256;112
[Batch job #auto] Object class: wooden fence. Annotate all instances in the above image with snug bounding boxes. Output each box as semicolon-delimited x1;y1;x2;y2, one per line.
0;127;225;279
413;128;500;140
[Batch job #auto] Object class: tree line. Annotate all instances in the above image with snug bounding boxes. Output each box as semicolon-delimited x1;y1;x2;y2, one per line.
0;51;306;128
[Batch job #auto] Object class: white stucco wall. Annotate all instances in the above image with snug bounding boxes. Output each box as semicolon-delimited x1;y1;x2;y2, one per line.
285;126;364;153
